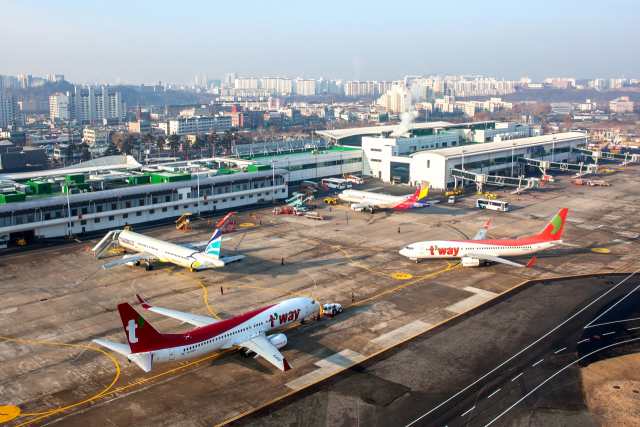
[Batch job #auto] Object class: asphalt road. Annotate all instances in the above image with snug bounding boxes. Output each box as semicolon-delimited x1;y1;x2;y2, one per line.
413;271;640;427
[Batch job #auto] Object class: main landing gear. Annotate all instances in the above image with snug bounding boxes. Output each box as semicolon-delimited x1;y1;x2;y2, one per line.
145;262;154;271
239;348;252;357
484;260;490;267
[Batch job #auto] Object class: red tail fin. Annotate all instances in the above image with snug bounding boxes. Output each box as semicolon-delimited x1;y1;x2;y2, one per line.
117;302;164;353
535;208;568;241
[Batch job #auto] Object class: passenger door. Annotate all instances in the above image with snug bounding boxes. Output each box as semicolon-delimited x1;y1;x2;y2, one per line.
169;348;175;361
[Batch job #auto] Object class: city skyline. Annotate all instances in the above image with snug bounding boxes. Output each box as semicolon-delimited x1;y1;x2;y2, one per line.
1;0;638;84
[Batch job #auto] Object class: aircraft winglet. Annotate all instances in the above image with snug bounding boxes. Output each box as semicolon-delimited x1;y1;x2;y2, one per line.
483;219;491;229
525;256;537;268
136;294;152;310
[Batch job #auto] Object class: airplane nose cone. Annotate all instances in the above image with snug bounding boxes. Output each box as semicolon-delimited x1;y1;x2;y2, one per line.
399;249;406;256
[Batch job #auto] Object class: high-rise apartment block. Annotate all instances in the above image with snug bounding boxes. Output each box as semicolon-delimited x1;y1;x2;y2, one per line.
0;93;18;127
377;82;411;113
49;86;126;124
235;77;259;89
294;79;316;96
261;77;293;95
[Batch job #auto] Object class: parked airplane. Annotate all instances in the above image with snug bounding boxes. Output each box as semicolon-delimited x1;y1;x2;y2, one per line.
101;229;243;272
93;294;318;372
338;181;438;213
399;208;571;267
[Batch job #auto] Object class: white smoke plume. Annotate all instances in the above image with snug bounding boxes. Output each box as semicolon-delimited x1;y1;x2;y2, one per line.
390;106;415;137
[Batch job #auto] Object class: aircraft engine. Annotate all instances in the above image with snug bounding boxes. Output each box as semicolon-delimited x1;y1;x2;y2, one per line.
267;333;287;349
123;254;140;267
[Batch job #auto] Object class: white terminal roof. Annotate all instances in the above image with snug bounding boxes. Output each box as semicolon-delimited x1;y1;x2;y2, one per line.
0;156;143;181
411;132;588;159
316;122;454;140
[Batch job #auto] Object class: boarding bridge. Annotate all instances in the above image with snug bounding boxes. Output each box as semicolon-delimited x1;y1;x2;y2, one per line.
91;230;122;259
572;148;640;166
517;158;598;177
451;169;539;194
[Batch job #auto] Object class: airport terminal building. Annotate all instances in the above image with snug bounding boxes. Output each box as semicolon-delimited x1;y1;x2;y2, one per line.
409;132;588;189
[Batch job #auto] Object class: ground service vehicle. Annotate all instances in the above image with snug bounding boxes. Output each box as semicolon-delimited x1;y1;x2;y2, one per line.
324;198;338;204
448;196;455;204
322;303;343;315
476;199;509;212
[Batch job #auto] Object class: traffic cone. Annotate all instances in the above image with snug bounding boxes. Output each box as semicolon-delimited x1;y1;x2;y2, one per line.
207;220;210;225
227;286;229;290
154;272;156;276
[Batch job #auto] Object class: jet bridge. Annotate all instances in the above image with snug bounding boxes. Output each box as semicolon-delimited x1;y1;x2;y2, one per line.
451;169;539;194
516;158;598;177
572;148;640;166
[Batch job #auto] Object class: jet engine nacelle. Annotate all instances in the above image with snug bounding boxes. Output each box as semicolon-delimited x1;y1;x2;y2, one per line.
267;333;287;349
461;257;480;267
123;254;140;267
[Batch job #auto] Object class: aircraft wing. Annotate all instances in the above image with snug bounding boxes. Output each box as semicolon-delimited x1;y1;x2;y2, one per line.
237;331;292;372
465;252;537;268
472;219;491;240
136;294;219;327
181;237;233;249
219;255;245;264
102;252;158;269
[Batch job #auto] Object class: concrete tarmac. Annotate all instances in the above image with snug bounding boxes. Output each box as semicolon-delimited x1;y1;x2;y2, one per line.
1;169;639;426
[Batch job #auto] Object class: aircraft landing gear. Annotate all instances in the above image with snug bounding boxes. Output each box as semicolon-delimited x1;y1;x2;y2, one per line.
415;260;419;264
484;260;490;266
239;348;252;357
145;262;154;271
190;268;196;272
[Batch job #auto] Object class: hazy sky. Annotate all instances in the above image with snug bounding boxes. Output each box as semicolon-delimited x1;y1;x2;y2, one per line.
1;0;638;84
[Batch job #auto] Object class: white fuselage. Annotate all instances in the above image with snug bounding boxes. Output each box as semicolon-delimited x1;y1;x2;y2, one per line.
117;230;223;268
338;190;409;208
399;239;553;260
148;297;315;364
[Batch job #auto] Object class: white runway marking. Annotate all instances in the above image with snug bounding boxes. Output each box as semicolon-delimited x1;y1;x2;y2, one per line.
285;349;365;390
554;347;566;354
371;320;432;348
487;389;500;398
511;373;522;381
445;287;498;314
532;359;543;367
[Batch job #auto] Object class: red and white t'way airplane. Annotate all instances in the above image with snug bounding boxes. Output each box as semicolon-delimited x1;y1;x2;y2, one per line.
93;295;318;373
399;208;571;267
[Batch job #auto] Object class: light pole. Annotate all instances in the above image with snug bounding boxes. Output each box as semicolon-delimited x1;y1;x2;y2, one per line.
271;159;276;201
67;189;72;235
552;137;556;162
511;142;516;177
461;149;467;171
196;172;200;215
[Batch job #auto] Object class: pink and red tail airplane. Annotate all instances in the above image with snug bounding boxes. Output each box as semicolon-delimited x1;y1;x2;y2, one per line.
399;208;572;267
338;181;439;213
93;295;317;372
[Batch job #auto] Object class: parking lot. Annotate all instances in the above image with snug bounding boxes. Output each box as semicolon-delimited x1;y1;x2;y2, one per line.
1;168;639;427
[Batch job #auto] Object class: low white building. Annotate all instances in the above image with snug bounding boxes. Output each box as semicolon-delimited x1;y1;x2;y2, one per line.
410;132;588;189
362;133;460;183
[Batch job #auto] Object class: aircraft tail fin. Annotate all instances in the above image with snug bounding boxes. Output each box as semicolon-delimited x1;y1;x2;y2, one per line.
201;229;223;259
405;181;429;203
117;302;165;354
534;208;569;241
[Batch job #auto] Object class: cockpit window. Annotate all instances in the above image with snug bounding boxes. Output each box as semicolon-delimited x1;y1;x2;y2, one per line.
406;247;413;250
